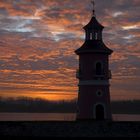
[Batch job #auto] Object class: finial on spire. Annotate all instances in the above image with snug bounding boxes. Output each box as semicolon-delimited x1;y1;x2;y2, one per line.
91;0;96;17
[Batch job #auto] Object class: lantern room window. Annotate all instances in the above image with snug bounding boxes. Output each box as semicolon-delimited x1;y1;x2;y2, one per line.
95;32;98;40
90;33;92;40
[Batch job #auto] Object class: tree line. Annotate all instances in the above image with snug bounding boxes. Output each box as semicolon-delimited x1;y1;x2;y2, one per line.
0;97;140;114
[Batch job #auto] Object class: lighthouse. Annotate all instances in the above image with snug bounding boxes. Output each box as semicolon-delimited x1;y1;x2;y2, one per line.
75;1;113;120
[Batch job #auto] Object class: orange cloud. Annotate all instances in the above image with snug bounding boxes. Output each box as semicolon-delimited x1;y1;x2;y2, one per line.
0;0;139;101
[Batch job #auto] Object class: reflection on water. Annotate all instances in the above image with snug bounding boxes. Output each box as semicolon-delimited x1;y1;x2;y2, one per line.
0;113;140;121
0;113;76;121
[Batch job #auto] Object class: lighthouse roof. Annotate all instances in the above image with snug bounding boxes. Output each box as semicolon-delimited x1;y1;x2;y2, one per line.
75;40;113;55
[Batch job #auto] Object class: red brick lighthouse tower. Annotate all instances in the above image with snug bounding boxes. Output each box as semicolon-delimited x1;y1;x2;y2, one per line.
75;1;113;120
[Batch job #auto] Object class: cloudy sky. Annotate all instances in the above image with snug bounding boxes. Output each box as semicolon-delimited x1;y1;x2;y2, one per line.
0;0;140;101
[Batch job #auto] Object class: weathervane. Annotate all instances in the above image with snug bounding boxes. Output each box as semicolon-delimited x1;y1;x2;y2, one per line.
91;0;96;17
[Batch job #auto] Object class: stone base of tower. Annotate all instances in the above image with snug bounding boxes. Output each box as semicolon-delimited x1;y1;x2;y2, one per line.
76;108;112;121
76;85;112;121
76;114;112;121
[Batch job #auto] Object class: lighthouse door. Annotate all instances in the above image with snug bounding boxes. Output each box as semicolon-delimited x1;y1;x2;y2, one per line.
95;104;105;120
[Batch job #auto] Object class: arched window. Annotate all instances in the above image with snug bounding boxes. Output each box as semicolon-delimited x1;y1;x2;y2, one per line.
96;62;102;75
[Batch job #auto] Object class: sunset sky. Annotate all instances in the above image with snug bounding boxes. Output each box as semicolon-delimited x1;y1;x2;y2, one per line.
0;0;140;101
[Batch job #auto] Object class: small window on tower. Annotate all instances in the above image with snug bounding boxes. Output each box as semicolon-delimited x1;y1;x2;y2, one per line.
96;91;103;97
96;62;102;75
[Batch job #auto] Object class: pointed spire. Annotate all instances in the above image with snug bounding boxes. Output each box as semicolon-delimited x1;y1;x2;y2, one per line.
91;0;96;17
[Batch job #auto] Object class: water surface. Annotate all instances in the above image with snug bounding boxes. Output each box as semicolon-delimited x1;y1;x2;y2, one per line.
0;113;140;121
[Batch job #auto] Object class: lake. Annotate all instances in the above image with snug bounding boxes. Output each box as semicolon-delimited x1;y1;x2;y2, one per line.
0;113;140;121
